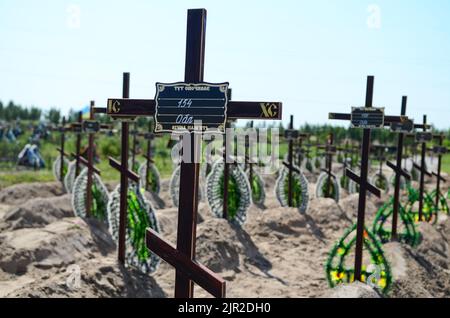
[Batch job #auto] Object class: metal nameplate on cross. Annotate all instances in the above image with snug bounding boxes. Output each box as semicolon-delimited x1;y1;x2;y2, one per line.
390;117;414;133
416;132;433;143
284;129;299;140
154;82;229;133
350;107;385;128
82;120;101;134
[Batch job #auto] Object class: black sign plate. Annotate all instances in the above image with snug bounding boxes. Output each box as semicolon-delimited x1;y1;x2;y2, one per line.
351;107;385;129
390;117;413;133
416;132;433;143
154;82;229;133
284;129;299;140
433;146;448;155
71;124;82;134
144;133;154;140
83;121;100;133
328;146;337;154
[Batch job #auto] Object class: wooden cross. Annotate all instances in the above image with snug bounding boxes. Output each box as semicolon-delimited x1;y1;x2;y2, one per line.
102;9;282;298
337;140;355;185
295;133;309;168
282;115;307;206
329;75;407;282
130;123;139;171
301;141;313;169
71;102;110;217
317;133;337;198
386;96;413;240
430;133;448;210
245;121;255;183
51;116;68;183
222;89;233;220
74;112;83;177
138;121;161;192
414;115;433;221
107;73;139;263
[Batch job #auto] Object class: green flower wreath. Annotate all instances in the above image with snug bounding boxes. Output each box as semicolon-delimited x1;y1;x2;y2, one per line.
429;190;449;215
405;186;437;224
325;224;393;294
248;171;265;205
372;198;420;247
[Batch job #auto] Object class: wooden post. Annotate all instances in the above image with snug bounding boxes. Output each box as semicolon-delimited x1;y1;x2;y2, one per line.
118;72;130;264
60;117;66;182
223;120;230;219
75;112;83;177
288;115;294;206
248;121;254;190
131;123;138;171
174;8;206;298
145;120;153;191
433;134;447;209
85;101;95;217
418;115;427;222
391;97;408;239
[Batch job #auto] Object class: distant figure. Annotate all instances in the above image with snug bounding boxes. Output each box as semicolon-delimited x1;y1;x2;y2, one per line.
17;144;45;169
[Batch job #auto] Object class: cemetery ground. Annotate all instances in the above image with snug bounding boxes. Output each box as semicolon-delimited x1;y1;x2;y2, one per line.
0;139;449;297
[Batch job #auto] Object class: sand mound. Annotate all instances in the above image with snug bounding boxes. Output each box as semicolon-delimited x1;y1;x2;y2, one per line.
1;195;73;231
385;241;450;298
322;281;380;298
0;182;65;205
0;218;114;275
308;198;353;237
338;193;377;221
4;257;166;298
416;222;449;270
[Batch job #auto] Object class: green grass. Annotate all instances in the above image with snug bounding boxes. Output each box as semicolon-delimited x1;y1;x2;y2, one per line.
0;169;54;189
442;154;450;174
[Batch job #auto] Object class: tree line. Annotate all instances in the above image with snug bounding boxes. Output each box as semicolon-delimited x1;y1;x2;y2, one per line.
0;100;63;124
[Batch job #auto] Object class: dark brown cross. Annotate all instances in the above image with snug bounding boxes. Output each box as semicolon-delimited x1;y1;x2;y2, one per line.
317;133;337;198
430;133;448;210
245;121;255;194
222;119;231;219
337;140;355;185
71;103;110;217
50;116;68;183
282;115;307;206
414;115;433;221
137;121;162;192
108;72;139;263
386;96;412;240
295;132;309;168
329;75;407;282
130;123;139;171
221;89;233;220
103;9;282;298
74;112;83;177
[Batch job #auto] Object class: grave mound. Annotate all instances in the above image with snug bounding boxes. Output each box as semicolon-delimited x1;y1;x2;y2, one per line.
0;182;65;205
3;257;166;298
1;194;73;230
321;281;380;298
384;241;450;298
0;218;114;275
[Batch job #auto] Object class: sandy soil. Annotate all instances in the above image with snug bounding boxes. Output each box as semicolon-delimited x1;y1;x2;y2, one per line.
0;169;449;298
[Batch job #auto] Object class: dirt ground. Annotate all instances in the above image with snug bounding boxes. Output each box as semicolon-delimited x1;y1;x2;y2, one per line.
0;169;449;298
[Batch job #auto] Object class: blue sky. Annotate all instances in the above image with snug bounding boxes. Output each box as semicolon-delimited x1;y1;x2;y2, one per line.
0;0;449;128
